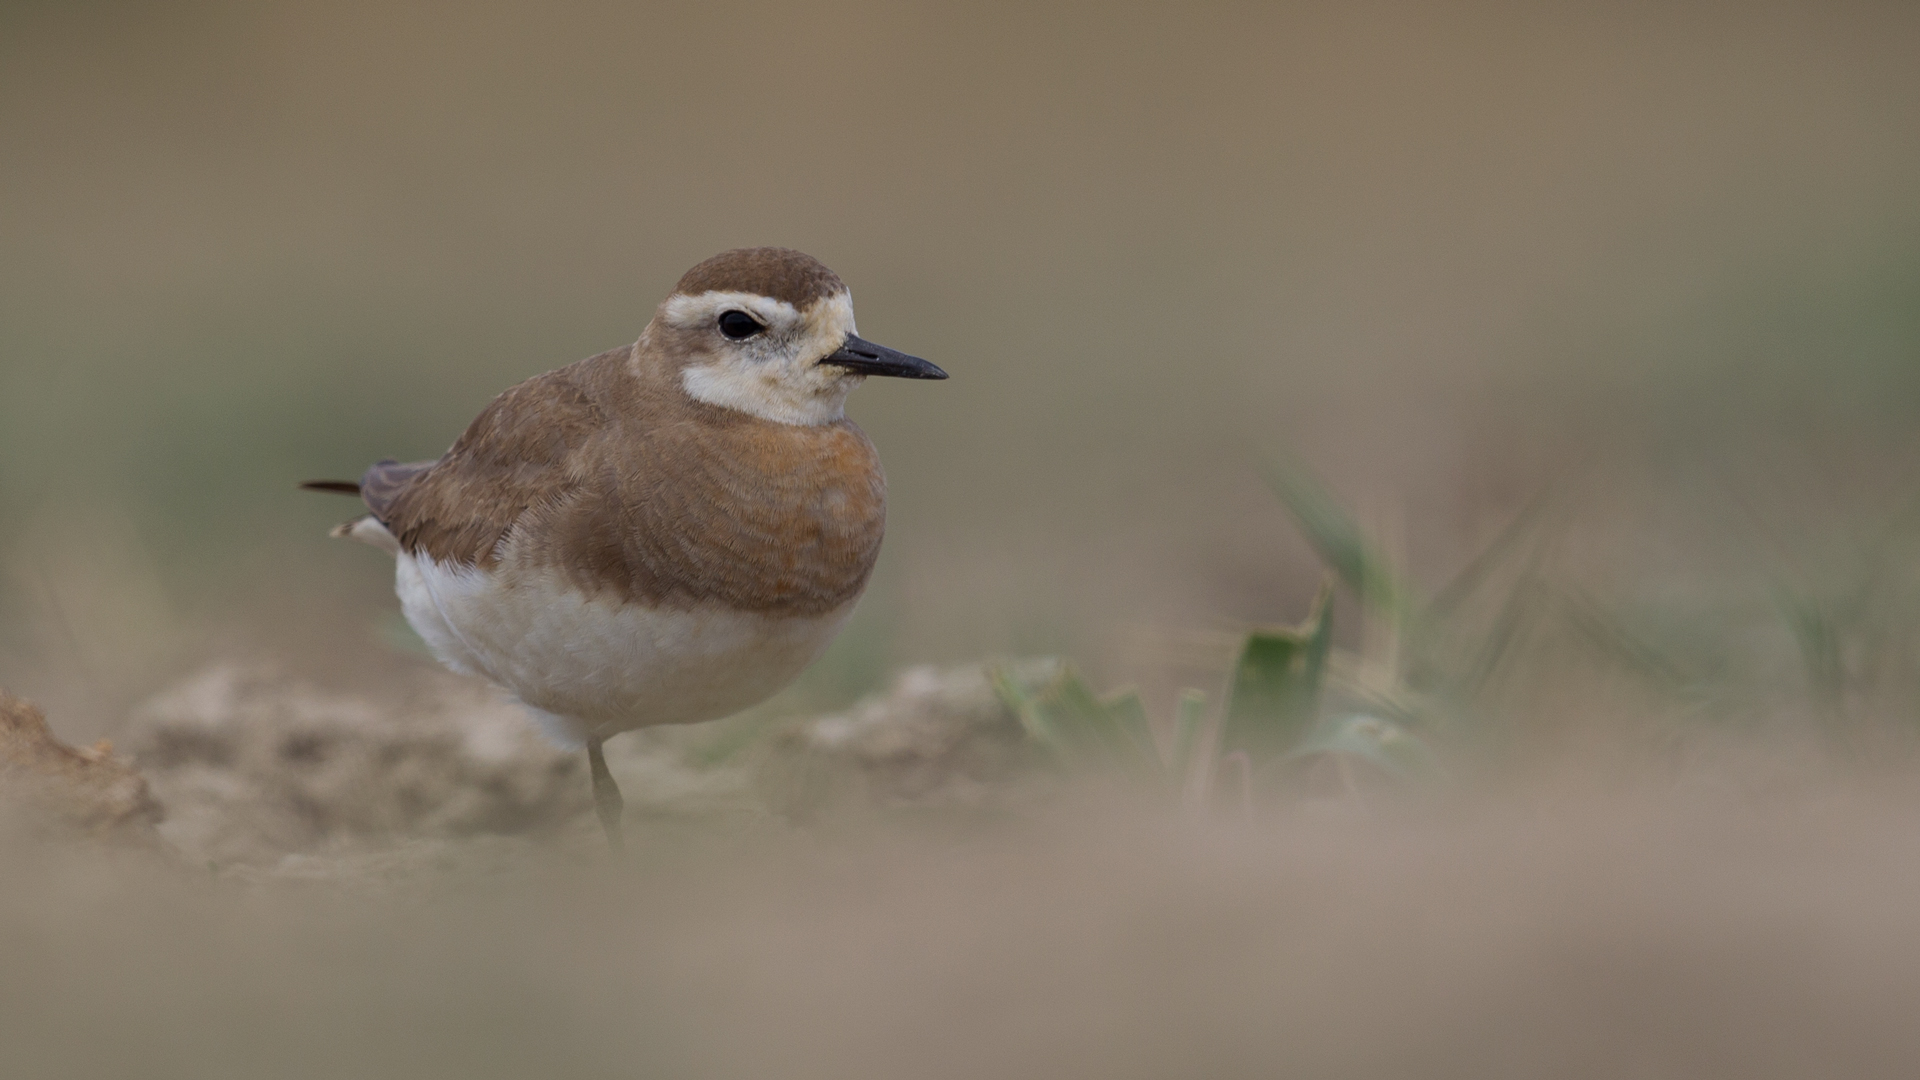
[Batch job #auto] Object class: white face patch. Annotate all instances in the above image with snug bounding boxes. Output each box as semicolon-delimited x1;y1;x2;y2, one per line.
667;290;864;425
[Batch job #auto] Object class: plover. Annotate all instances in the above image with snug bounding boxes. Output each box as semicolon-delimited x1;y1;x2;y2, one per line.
304;247;946;848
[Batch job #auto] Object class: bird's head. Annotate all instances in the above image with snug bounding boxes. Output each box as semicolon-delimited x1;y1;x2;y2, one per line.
644;247;945;426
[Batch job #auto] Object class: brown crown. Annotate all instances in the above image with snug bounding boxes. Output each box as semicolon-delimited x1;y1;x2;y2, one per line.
672;247;847;307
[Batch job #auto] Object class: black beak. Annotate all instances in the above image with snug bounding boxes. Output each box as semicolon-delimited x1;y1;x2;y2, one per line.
820;334;948;380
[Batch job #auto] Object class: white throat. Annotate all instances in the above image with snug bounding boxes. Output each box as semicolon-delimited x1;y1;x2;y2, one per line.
681;364;858;425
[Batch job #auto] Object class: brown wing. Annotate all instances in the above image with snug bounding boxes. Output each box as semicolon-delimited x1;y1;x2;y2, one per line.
375;350;619;566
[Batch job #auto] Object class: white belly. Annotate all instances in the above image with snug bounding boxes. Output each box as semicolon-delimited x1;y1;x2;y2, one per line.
394;553;853;743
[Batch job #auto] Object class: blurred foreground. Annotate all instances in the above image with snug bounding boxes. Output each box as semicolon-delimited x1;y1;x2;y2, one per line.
7;688;1920;1078
6;665;1920;1078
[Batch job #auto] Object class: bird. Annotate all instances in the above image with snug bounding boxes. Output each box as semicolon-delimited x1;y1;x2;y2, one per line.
302;247;946;850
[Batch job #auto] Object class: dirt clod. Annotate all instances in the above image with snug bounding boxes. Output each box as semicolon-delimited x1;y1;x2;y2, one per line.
0;687;163;843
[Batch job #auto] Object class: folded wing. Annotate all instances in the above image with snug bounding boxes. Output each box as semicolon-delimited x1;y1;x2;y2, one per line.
369;349;620;567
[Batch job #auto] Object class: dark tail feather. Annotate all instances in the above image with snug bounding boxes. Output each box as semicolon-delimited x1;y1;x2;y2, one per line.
299;480;362;495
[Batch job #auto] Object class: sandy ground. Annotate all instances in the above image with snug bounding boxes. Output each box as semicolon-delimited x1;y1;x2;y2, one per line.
6;667;1920;1078
64;659;1030;868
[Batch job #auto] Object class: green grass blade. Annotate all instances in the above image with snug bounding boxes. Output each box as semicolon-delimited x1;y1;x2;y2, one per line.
1427;486;1559;619
992;661;1162;777
1047;667;1121;761
1100;687;1165;780
1556;586;1691;690
1772;584;1847;713
1218;580;1333;763
1168;689;1207;780
1456;576;1547;697
1265;465;1408;617
990;660;1069;750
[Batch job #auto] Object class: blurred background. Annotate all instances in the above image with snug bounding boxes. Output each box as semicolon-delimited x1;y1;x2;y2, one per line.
9;6;1920;1078
2;0;1917;740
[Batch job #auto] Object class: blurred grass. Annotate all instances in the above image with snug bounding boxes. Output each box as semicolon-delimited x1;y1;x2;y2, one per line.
988;446;1920;805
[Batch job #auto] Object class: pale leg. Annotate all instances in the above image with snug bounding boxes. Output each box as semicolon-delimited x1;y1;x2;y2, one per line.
586;735;625;853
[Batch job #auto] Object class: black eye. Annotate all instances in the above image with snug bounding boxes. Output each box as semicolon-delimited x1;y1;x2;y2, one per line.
717;310;764;340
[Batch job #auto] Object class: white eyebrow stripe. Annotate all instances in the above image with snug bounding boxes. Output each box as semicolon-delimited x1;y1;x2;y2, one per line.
661;291;799;330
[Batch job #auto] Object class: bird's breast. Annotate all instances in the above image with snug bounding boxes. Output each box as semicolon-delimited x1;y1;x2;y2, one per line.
511;417;888;618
